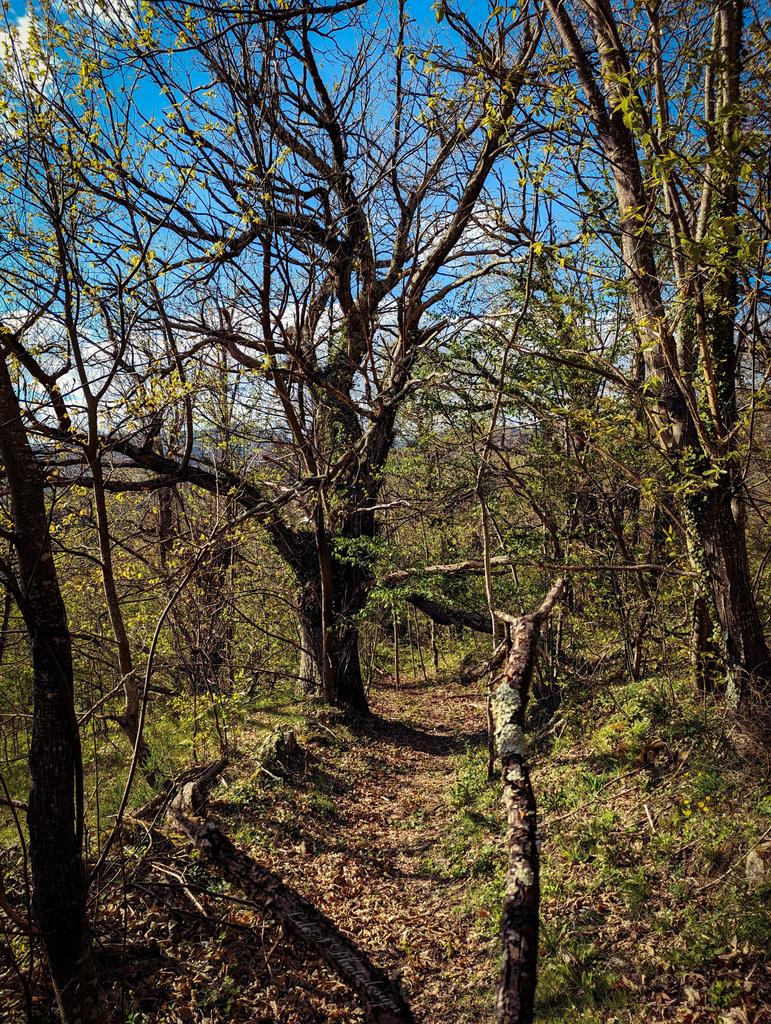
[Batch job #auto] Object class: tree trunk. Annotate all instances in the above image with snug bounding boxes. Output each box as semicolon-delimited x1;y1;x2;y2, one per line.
0;353;102;1022
430;620;439;673
493;580;564;1024
693;485;770;704
392;609;400;689
296;574;368;714
27;629;101;1023
691;593;716;694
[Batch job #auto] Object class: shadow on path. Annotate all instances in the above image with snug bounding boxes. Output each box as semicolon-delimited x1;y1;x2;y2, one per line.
351;713;487;756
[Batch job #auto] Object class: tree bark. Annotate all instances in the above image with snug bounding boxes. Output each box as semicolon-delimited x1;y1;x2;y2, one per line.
0;351;102;1023
296;571;368;714
493;580;564;1024
692;593;715;694
692;486;770;702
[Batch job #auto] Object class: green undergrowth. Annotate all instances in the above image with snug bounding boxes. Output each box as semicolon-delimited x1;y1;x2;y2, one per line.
0;678;307;851
215;709;357;855
3;669;769;1023
439;674;771;1023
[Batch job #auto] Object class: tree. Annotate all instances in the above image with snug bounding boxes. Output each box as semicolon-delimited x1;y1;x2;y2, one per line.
49;0;542;711
0;335;101;1023
537;0;771;703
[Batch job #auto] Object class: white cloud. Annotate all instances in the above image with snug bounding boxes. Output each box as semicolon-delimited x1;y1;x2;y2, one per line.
60;0;135;31
0;11;51;89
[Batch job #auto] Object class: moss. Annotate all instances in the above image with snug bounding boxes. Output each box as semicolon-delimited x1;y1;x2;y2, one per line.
494;683;525;757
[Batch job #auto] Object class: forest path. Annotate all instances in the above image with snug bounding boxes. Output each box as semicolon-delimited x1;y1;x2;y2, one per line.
269;676;498;1023
132;677;500;1023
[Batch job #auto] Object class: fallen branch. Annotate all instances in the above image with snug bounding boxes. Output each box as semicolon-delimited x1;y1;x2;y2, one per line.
405;594;496;634
170;757;229;815
381;559;689;586
493;578;564;1024
382;555;522;584
0;796;27;811
167;810;415;1024
133;756;228;822
459;641;507;684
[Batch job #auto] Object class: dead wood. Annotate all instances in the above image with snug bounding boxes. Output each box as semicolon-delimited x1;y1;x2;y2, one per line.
167;809;415;1024
459;641;507;684
134;756;228;822
493;579;564;1024
405;594;497;634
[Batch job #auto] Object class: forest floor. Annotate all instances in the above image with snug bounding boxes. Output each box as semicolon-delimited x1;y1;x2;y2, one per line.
113;677;497;1024
3;671;770;1024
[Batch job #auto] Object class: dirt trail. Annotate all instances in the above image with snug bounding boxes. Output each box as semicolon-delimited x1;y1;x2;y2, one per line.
316;679;493;1020
125;678;498;1024
266;677;497;1023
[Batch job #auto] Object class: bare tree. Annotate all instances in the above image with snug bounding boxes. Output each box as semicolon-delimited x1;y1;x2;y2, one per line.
50;0;543;711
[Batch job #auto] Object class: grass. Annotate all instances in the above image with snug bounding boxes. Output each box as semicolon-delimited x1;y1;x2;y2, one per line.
438;673;771;1023
0;676;309;855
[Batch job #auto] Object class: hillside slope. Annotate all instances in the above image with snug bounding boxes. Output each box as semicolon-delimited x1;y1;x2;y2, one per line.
6;674;768;1023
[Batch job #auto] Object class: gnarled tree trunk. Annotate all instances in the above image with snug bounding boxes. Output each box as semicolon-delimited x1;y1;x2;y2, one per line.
296;562;368;714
